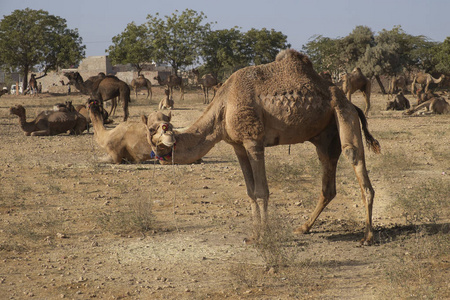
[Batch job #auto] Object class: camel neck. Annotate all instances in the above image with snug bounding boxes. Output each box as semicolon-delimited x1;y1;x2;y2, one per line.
172;102;225;164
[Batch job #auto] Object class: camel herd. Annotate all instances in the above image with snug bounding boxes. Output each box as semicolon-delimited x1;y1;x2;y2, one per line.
7;49;449;245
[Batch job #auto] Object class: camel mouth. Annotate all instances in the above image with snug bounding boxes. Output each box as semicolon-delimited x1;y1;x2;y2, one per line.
158;133;176;147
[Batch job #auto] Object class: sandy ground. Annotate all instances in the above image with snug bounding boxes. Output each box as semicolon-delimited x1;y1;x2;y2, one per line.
0;87;449;299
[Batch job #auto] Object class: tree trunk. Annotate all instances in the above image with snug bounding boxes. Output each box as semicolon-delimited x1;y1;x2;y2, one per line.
375;75;386;94
23;66;29;91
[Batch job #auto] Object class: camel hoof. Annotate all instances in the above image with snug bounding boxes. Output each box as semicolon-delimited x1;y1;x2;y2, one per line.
243;237;256;245
360;238;373;246
293;224;310;235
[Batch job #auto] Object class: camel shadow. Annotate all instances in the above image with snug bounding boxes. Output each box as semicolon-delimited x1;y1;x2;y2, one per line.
324;222;450;245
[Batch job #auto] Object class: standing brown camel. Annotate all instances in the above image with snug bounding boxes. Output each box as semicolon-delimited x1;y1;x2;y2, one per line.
154;74;184;100
144;49;381;245
64;72;130;121
411;72;445;94
388;75;408;98
341;67;371;116
130;75;152;100
24;74;38;96
192;69;219;104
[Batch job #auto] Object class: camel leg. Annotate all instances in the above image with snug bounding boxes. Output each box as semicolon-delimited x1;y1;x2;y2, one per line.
333;92;375;245
233;142;269;240
121;96;129;122
295;124;340;234
31;130;52;136
362;92;370;116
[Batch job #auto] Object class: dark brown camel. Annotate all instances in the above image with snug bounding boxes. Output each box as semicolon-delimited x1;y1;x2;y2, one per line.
192;69;219;104
154;74;184;100
24;74;38;96
64;72;130;121
130;75;152;100
386;91;411;111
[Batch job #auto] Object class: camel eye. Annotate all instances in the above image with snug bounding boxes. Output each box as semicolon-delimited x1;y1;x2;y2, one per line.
148;127;156;135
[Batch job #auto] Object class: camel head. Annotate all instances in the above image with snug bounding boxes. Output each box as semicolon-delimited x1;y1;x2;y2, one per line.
9;104;26;117
64;71;82;85
142;111;175;160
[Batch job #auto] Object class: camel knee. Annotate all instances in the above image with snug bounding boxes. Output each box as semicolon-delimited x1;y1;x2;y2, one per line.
342;144;358;165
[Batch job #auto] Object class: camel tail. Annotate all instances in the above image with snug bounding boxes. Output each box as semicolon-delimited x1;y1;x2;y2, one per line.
353;104;381;154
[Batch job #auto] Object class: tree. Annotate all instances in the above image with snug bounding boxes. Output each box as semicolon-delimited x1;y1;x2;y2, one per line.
0;8;85;90
432;37;450;74
108;22;154;75
146;9;213;74
241;28;290;66
302;35;341;74
337;25;375;71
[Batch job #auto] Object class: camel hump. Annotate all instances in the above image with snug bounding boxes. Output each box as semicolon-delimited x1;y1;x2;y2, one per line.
275;49;312;67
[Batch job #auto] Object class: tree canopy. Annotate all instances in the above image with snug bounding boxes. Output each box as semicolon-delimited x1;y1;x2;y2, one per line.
0;8;85;89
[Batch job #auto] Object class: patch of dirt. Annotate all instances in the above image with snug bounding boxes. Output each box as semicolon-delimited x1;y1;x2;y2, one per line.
0;89;449;299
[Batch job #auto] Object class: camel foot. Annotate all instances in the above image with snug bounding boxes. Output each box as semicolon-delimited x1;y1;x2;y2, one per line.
360;237;373;246
293;224;310;235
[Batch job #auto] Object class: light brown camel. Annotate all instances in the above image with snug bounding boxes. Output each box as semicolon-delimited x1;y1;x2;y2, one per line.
159;89;174;110
411;72;445;94
10;104;88;136
64;72;130;121
192;69;219;104
386;91;411;111
341;67;371;116
144;49;381;245
388;75;408;98
130;75;152;100
88;100;167;164
154;74;184;101
404;97;450;115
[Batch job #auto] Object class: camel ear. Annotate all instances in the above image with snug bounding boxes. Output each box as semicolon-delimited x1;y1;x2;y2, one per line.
141;115;148;125
167;111;172;122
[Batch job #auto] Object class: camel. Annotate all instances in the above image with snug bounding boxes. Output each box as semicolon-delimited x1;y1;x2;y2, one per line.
319;71;333;82
404;97;450;115
411;72;445;94
10;104;88;136
144;49;381;245
192;69;219;104
88;100;168;164
0;89;8;97
388;75;408;98
159;89;174;110
64;72;130;121
24;74;38;96
386;91;411;111
130;75;152;100
154;74;184;101
341;67;371;116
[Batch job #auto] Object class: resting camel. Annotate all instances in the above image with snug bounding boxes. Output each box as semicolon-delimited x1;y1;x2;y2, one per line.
388;75;408;98
0;89;8;97
144;49;380;245
159;89;174;110
411;72;445;94
10;104;87;136
130;75;152;100
88;100;168;164
192;69;219;104
341;67;371;116
404;97;450;115
154;74;184;101
64;72;130;121
386;91;411;111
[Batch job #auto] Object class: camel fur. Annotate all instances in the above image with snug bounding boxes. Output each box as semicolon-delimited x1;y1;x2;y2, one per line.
130;75;152;100
10;104;88;136
388;75;408;98
411;72;445;94
88;100;168;164
145;49;381;245
158;89;174;110
341;67;371;116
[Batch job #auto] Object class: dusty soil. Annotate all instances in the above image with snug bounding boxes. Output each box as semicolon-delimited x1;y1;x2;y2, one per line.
0;88;449;299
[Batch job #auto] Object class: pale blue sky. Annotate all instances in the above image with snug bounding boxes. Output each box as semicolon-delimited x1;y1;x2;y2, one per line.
1;0;449;57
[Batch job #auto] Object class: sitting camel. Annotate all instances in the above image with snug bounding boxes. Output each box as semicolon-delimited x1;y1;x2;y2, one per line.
144;49;380;245
130;75;152;100
341;67;371;116
386;91;411;111
0;89;8;97
10;104;87;136
411;72;445;94
88;100;168;164
404;97;450;115
159;89;174;110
